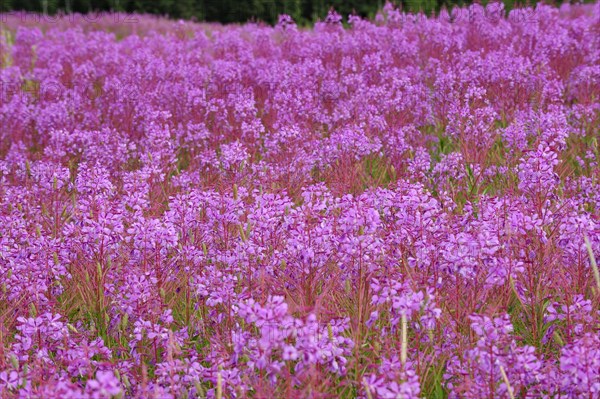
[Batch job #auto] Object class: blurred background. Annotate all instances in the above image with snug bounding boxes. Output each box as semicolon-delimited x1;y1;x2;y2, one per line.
0;0;592;24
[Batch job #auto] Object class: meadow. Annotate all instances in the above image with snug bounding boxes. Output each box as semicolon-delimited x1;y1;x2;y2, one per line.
0;3;599;398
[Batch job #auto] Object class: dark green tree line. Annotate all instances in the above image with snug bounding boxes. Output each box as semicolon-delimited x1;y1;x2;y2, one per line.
0;0;585;24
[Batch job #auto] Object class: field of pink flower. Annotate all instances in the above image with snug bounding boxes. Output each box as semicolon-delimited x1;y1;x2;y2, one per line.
0;3;599;398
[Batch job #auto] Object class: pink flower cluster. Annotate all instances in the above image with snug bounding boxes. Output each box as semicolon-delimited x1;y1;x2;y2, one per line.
1;2;599;398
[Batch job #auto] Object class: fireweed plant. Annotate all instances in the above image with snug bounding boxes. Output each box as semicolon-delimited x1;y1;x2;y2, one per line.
0;2;599;398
